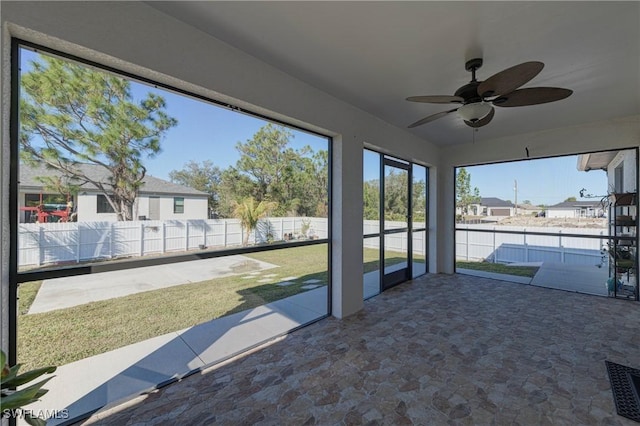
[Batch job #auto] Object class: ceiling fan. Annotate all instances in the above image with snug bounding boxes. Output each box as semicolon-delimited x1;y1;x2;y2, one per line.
406;58;573;129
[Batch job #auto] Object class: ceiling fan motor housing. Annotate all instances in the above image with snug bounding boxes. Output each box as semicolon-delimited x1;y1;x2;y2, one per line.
454;81;482;104
456;58;485;104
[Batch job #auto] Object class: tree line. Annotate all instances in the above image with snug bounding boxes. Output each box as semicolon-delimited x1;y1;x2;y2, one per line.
169;124;328;219
363;170;427;223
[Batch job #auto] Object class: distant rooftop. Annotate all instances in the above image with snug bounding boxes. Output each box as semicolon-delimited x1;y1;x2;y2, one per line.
547;200;604;209
19;163;208;197
479;197;514;207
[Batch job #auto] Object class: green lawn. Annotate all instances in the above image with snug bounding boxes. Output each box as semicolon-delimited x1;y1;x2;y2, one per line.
18;244;425;370
18;244;328;370
456;260;539;277
363;247;425;273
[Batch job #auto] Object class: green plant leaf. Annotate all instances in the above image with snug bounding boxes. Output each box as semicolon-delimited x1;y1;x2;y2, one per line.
25;414;47;426
8;366;56;387
1;364;22;387
0;376;54;410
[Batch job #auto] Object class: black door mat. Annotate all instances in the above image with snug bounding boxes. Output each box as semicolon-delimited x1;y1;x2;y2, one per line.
606;360;640;422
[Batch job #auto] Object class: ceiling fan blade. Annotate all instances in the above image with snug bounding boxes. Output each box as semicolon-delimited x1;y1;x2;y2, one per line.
406;95;464;104
492;87;573;107
464;107;495;128
408;108;458;128
477;61;545;98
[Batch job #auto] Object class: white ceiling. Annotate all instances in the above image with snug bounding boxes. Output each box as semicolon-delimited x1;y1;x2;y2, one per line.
148;1;639;146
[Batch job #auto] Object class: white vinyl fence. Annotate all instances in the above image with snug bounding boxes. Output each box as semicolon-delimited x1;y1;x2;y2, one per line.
456;224;608;266
363;220;427;256
19;217;328;267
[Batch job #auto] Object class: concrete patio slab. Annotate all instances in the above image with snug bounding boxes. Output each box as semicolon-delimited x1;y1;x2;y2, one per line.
530;262;609;296
29;255;278;314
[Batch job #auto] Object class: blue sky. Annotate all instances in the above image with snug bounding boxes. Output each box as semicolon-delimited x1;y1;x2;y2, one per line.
22;47;608;206
463;157;608;206
131;84;328;180
364;149;608;206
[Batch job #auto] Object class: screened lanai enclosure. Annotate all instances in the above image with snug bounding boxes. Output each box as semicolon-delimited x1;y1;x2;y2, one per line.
455;148;638;301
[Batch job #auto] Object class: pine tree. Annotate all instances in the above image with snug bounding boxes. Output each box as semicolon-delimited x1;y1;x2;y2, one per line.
20;54;177;220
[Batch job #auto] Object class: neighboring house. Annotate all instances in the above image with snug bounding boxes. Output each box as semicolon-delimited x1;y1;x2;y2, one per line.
470;197;515;217
545;200;605;218
515;203;541;216
19;163;209;222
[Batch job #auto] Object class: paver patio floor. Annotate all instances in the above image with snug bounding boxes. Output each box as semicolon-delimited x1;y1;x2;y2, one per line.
81;273;640;425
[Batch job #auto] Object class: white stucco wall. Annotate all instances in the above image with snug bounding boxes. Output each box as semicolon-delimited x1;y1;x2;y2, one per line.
75;193;117;222
154;195;208;220
608;149;637;194
0;1;440;326
75;193;208;222
546;209;577;219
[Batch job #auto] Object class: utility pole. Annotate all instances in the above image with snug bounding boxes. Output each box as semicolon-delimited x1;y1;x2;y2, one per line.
514;179;518;215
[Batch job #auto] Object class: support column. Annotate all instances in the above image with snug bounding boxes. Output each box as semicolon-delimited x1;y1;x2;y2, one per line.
331;135;363;318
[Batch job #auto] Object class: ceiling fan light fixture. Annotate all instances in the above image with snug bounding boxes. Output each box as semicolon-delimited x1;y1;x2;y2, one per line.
457;102;492;123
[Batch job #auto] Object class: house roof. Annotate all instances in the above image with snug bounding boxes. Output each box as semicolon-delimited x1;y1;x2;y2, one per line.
547;200;603;209
19;163;208;197
576;151;619;172
479;197;514;208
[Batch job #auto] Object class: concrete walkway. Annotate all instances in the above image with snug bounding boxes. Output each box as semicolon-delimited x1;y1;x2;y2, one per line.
21;286;328;426
29;255;278;313
458;261;610;297
530;262;609;296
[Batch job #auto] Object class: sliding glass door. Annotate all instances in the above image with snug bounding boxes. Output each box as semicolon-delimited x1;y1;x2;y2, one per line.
363;150;428;298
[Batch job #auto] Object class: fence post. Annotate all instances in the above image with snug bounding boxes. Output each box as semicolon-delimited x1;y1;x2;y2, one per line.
280;218;284;240
202;220;207;247
110;223;114;258
223;220;227;247
524;228;528;262
559;230;565;263
161;222;166;253
38;226;44;267
76;223;81;264
466;227;469;261
492;227;496;263
185;221;190;251
140;222;145;256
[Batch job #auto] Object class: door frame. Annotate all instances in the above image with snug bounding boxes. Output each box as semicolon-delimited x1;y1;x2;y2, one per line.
381;156;412;291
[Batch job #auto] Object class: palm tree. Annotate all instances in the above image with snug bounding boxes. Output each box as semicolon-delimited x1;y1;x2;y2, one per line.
232;197;278;246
